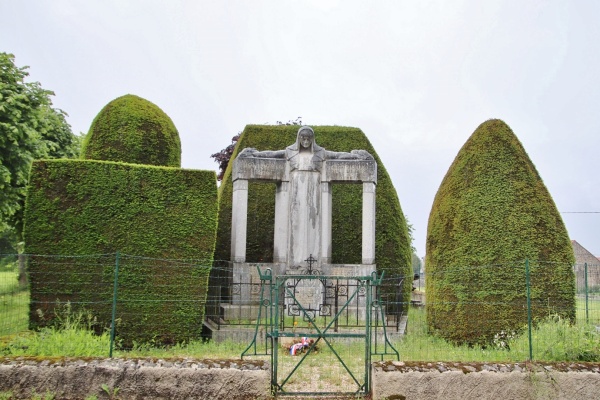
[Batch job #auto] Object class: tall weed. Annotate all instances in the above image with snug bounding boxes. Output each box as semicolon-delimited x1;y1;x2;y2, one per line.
2;302;110;357
508;315;600;362
397;306;600;362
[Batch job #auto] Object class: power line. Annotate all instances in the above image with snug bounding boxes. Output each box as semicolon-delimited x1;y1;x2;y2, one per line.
561;212;600;214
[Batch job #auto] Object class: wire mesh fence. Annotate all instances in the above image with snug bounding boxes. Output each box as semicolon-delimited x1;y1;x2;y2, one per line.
409;260;599;362
1;253;599;362
1;253;213;351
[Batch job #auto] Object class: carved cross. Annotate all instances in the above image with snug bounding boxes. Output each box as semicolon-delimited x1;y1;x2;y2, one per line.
304;254;318;275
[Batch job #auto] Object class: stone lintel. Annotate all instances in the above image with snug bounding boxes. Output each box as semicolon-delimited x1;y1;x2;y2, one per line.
323;159;377;183
232;157;288;182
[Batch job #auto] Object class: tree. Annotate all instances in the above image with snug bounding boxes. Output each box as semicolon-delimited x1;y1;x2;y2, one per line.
81;94;181;167
211;117;302;181
425;119;575;345
211;133;240;181
411;252;422;278
0;52;78;240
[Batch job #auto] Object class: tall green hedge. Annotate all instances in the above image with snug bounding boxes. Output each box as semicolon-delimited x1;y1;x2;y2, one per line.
23;159;218;345
214;125;413;305
425;119;575;345
81;94;181;167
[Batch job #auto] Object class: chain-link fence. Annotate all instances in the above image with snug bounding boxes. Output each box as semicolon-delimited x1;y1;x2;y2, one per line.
1;254;599;361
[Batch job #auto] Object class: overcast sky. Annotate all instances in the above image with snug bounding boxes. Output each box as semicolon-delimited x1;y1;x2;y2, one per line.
2;1;598;258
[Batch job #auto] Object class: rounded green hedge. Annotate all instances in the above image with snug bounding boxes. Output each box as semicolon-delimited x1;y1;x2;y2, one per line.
425;119;575;345
81;94;181;167
213;125;413;306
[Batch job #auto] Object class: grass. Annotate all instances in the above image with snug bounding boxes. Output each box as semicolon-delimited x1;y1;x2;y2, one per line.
0;269;29;337
397;306;517;362
274;339;367;393
397;304;600;362
122;338;248;359
2;303;111;357
576;295;600;325
0;270;21;295
1;300;599;398
1;288;600;363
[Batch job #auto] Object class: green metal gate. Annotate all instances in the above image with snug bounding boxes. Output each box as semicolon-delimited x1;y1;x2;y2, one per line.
242;267;399;397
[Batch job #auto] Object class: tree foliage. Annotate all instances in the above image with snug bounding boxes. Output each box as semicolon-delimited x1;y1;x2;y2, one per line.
210;133;240;181
425;119;575;345
411;253;422;278
0;52;78;236
210;117;302;181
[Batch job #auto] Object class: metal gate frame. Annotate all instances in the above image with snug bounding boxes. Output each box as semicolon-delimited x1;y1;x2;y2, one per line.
242;266;399;397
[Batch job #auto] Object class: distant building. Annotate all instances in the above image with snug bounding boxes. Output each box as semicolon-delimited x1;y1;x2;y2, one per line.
571;240;600;293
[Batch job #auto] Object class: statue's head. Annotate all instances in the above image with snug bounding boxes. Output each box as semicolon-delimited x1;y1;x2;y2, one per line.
297;126;315;150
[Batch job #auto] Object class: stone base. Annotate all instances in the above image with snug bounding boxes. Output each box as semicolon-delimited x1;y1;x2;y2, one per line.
204;319;266;344
221;303;261;322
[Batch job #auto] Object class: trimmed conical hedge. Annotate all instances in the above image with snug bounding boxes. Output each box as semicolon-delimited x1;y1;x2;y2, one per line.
81;94;181;167
214;125;413;306
425;119;575;345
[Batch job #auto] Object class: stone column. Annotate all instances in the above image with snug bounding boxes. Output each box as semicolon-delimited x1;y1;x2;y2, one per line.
362;182;376;265
231;179;248;263
320;182;332;264
273;181;289;264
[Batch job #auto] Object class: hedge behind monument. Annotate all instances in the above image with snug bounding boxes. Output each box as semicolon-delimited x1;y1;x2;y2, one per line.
425;119;575;345
24;159;218;345
214;125;413;305
80;94;181;167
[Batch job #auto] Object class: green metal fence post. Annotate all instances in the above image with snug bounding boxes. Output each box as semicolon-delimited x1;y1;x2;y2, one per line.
525;259;533;361
364;277;372;394
109;251;120;358
272;276;280;394
585;262;589;323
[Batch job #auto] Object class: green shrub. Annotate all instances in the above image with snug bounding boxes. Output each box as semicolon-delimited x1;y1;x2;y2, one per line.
81;94;181;167
426;119;575;345
23;159;218;345
213;125;413;306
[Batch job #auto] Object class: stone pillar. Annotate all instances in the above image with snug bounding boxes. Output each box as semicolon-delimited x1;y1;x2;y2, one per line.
231;179;248;263
362;182;376;264
320;182;332;264
273;181;289;264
